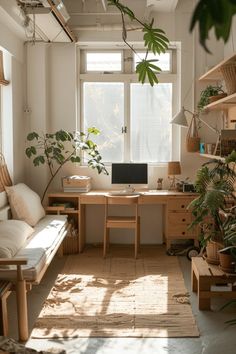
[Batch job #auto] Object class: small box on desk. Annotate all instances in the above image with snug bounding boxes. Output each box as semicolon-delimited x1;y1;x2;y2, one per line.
62;175;92;192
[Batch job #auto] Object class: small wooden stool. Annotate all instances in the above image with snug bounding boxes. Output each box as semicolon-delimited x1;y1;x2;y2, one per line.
191;257;236;310
0;280;12;336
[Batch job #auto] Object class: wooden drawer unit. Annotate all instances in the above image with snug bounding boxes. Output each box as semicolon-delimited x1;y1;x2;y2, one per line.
165;195;198;250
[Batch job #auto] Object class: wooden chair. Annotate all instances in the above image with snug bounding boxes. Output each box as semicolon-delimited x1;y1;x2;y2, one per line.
103;195;140;259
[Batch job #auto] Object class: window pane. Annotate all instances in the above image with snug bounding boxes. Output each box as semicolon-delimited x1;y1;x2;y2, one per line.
83;82;124;162
134;52;171;71
130;83;172;163
86;52;122;72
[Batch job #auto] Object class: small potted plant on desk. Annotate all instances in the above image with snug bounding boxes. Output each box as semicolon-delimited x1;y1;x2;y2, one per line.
188;151;236;264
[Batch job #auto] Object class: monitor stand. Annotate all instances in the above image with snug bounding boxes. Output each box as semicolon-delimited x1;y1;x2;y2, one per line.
123;185;135;193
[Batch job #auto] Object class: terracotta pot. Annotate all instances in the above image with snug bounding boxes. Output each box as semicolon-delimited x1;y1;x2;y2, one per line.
219;252;235;273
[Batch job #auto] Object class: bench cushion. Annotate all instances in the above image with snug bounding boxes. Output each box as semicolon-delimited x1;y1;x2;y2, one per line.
0;215;68;281
0;220;34;258
5;183;45;226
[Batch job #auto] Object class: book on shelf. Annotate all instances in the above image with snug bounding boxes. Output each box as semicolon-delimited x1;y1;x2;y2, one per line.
52;202;75;210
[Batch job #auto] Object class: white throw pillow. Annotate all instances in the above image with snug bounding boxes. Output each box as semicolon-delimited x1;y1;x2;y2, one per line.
0;220;34;258
5;183;45;226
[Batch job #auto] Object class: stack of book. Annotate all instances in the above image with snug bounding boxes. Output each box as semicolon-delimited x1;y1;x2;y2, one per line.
62;175;92;192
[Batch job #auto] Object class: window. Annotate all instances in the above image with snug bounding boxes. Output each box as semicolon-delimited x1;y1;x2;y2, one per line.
80;49;178;164
85;52;122;72
0;86;2;152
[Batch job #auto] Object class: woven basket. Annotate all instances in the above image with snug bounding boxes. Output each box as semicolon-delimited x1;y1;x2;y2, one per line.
220;63;236;95
186;114;200;152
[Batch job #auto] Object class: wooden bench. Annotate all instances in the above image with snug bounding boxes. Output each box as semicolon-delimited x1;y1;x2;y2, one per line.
0;280;12;336
191;257;236;310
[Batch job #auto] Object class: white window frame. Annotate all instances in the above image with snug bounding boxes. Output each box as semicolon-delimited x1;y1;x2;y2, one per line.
79;48;180;165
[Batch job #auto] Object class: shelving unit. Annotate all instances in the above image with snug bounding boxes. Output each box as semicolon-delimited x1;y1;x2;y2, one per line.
47;192;80;254
199;153;225;161
198;53;236;159
199;53;236;81
203;92;236;111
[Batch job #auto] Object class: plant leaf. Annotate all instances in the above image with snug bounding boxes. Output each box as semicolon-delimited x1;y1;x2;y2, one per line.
136;60;160;86
143;27;169;55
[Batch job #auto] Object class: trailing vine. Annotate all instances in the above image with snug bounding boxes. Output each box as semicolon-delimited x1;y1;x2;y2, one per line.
108;0;169;86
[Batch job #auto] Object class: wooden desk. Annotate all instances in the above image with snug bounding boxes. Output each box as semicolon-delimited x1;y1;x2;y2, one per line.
47;190;198;253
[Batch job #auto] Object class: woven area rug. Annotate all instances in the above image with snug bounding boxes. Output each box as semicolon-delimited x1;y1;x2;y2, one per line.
31;246;199;338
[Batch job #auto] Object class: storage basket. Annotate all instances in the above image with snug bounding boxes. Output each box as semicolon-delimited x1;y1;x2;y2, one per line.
63;223;79;254
220;63;236;95
186;114;200;152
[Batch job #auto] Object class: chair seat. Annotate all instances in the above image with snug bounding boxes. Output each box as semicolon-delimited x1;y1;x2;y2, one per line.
107;216;139;229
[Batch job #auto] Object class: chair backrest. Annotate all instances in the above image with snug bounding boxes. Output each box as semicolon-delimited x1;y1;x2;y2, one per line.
105;195;139;221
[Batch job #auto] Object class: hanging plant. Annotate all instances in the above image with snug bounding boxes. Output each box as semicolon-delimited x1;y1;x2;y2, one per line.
108;0;169;86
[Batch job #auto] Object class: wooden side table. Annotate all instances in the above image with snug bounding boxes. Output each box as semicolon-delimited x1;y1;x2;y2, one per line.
191;257;236;310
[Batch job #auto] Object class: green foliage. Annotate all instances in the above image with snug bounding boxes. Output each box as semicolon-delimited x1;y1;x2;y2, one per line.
143;23;169;55
26;128;108;202
108;0;169;86
190;0;236;53
136;60;161;86
188;152;236;244
197;85;225;112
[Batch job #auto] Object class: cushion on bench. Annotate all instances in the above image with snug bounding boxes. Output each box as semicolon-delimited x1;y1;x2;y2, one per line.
0;215;68;281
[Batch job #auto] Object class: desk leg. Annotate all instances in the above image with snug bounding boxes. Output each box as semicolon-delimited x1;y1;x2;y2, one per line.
79;204;86;253
162;204;166;246
198;276;211;310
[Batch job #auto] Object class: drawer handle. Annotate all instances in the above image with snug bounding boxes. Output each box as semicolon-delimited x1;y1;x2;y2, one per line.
181;205;185;208
182;231;185;235
182;218;186;222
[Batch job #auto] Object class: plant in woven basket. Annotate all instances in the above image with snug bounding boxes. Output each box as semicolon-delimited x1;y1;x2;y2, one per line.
188;151;236;251
197;85;226;112
26;128;108;202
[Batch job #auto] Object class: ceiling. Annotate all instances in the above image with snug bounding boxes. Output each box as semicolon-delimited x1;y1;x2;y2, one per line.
64;0;179;28
0;0;179;43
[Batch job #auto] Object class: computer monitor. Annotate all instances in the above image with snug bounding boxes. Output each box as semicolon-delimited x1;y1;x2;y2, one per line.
111;163;148;187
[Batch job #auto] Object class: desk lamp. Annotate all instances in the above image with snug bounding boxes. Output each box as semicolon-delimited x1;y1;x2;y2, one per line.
168;161;181;190
171;106;221;155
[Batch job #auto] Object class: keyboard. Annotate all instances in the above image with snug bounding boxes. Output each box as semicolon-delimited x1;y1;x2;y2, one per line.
108;191;141;196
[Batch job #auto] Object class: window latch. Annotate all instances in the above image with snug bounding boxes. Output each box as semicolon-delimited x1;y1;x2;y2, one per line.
122;126;127;134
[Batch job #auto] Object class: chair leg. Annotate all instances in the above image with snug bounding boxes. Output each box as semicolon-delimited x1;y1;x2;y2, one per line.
103;227;110;258
135;227;138;259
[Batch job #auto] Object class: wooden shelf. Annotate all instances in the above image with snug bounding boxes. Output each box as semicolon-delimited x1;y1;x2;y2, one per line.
199;154;225;161
203;92;236;111
199;54;236;81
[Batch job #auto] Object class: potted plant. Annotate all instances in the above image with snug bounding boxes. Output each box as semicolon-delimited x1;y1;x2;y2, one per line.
188;151;236;264
217;206;236;272
197;85;226;112
25;127;109;203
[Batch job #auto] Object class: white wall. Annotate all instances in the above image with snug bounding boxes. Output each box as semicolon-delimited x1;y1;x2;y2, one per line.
24;0;226;244
0;6;25;184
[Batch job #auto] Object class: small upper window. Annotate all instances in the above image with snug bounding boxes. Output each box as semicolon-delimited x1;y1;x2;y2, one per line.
86;52;122;72
134;52;171;72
